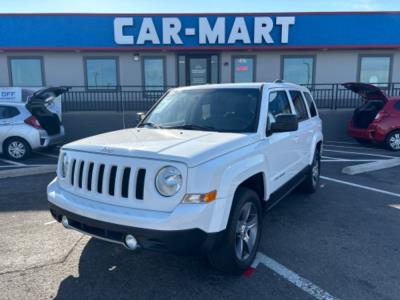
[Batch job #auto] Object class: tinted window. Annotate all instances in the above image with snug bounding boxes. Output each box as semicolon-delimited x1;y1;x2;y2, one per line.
143;58;164;90
283;57;314;85
359;56;391;87
0;106;19;119
268;91;292;123
395;101;400;110
86;58;118;89
290;90;309;121
303;92;317;117
143;88;260;133
10;58;43;86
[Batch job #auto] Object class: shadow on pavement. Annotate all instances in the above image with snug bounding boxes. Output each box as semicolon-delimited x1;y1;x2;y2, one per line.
54;238;244;300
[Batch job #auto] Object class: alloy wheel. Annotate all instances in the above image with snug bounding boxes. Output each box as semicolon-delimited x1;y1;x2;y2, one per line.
235;202;258;261
8;141;26;159
389;133;400;150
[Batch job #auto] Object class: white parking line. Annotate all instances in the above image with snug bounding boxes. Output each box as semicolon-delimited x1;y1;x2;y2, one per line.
35;152;59;159
321;176;400;198
252;252;339;300
0;158;26;166
323;149;395;159
325;141;359;145
324;144;388;152
0;165;57;179
322;159;378;163
44;220;57;225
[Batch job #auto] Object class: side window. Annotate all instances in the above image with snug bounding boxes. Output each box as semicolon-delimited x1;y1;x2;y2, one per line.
289;90;309;122
0;106;19;119
268;91;292;124
303;92;317;117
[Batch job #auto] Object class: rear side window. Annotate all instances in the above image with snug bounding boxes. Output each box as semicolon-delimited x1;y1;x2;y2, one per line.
303;92;318;117
0;106;19;119
268;91;292;123
290;90;309;122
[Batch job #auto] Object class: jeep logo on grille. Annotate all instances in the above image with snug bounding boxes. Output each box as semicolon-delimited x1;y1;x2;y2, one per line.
102;146;113;153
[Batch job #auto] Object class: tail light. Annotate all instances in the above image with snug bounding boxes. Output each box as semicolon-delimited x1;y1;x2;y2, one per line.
374;110;389;121
24;116;42;129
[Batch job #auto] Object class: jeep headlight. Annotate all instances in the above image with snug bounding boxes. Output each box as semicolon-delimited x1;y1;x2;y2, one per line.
155;166;182;197
60;152;69;178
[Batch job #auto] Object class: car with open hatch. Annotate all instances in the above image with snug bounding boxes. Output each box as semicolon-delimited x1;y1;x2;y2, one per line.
0;86;68;160
47;82;323;274
343;82;400;151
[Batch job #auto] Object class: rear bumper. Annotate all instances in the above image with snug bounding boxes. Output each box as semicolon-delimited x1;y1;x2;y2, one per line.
348;123;386;142
49;202;222;255
40;126;65;147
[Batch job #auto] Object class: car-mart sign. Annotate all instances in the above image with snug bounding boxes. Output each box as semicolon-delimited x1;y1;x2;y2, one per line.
114;16;295;45
1;13;400;50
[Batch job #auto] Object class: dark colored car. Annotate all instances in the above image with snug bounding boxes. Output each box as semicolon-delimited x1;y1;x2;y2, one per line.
343;82;400;151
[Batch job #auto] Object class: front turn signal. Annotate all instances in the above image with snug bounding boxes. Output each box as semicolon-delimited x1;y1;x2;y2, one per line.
182;190;217;204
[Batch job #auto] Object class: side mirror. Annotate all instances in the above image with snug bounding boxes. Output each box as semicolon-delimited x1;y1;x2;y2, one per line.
136;112;146;123
270;114;298;133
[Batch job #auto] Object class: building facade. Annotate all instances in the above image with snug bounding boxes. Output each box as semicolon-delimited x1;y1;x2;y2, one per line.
1;12;400;89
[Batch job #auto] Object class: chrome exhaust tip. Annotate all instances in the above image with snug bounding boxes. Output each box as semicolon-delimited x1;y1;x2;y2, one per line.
61;216;71;229
124;234;138;250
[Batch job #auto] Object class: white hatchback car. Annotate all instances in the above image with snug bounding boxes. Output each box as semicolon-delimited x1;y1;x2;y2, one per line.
0;87;68;160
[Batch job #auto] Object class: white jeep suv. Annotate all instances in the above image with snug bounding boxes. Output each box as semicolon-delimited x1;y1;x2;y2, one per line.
48;82;323;274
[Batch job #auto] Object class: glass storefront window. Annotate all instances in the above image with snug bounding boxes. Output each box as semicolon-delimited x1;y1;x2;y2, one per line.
210;55;219;84
86;58;117;89
10;58;43;86
282;56;314;85
143;57;165;90
233;57;255;83
359;56;391;86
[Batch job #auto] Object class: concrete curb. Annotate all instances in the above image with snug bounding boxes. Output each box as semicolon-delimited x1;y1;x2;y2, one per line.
342;158;400;175
0;165;57;179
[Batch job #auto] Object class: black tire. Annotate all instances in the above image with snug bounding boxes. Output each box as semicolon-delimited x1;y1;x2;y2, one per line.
299;149;320;193
4;137;31;160
386;130;400;151
355;138;370;145
208;187;262;275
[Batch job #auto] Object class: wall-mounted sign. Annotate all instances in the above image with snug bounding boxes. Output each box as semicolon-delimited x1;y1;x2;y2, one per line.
0;13;400;50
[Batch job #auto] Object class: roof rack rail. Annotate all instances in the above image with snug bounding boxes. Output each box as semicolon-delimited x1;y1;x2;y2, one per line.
273;79;285;83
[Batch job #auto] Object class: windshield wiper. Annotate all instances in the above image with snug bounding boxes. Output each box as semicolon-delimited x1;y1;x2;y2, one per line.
164;124;217;131
138;122;162;129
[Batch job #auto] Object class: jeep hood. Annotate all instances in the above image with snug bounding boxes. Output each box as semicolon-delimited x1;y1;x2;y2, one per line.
63;128;259;167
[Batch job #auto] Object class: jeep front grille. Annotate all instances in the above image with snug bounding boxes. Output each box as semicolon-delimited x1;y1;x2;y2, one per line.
67;159;146;200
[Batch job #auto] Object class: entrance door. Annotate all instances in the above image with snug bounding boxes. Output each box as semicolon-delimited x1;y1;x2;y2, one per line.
189;57;209;85
178;54;219;86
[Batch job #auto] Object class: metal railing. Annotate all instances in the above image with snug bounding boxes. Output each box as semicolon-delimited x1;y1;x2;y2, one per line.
61;83;400;112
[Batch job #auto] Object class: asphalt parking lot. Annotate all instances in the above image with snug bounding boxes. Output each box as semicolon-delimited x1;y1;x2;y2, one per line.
1;141;400;299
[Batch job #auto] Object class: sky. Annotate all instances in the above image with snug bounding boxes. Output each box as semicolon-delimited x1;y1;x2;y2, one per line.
0;0;399;13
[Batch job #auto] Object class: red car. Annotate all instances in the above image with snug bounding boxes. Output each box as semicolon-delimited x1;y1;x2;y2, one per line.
343;82;400;151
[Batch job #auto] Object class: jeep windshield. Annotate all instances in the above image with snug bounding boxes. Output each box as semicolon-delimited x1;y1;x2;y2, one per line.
139;88;260;133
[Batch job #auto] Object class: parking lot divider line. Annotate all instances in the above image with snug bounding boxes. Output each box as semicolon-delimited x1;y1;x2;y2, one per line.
44;220;57;225
0;158;26;166
322;159;380;163
34;152;59;159
252;252;339;300
323;149;395;159
324;144;397;152
0;165;57;179
324;141;359;145
321;176;400;198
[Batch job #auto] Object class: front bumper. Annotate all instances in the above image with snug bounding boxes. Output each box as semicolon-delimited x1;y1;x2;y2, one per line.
49;202;222;254
47;179;226;254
